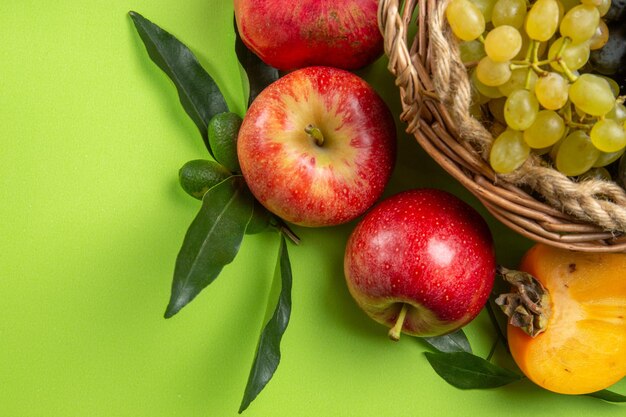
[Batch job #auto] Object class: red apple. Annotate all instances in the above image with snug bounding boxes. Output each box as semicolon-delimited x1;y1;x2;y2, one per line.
237;66;396;227
233;0;383;71
344;189;496;340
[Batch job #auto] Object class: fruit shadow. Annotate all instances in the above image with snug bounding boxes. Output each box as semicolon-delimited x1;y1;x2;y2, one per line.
493;377;626;412
303;222;395;342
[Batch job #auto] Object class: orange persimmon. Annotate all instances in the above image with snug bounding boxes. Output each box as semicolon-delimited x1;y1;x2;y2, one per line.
498;244;626;395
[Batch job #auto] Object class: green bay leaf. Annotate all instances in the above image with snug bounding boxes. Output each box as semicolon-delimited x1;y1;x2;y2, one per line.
239;235;293;413
129;11;228;154
586;389;626;402
423;329;472;353
165;176;253;318
424;351;523;389
233;16;279;108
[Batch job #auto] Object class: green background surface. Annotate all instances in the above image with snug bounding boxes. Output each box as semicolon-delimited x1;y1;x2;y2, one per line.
1;1;624;416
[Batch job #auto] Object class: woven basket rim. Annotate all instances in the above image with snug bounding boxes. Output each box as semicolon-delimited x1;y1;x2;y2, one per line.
378;0;626;253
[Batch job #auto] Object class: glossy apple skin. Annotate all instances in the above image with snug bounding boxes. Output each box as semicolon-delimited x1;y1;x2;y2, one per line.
233;0;383;71
344;189;496;337
237;66;396;227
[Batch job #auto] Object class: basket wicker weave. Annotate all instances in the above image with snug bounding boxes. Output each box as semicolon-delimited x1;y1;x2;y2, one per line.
379;0;626;252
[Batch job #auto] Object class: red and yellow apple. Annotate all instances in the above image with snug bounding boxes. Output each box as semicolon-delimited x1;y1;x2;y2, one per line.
344;189;496;339
237;66;396;227
233;0;383;71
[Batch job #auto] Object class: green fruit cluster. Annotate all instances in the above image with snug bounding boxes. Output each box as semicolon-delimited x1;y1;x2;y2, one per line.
448;0;626;181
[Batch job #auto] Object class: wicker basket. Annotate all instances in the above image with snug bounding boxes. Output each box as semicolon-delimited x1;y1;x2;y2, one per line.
379;0;626;252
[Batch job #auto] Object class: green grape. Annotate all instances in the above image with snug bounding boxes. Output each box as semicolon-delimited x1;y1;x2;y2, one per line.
585;0;612;15
492;0;527;28
504;89;539;130
560;5;600;44
471;69;505;98
526;0;560;41
556;0;564;21
459;40;486;63
446;0;486;41
578;166;612;181
599;75;620;98
593;148;625;167
534;72;569;110
548;37;591;72
485;25;523;62
523;110;566;148
488;97;508;124
590;119;626;152
560;0;581;12
556;130;600;176
589;19;609;50
490;129;530;173
607;103;626;124
499;68;538;96
514;32;531;59
574;104;587;119
532;144;554;155
569;74;616;116
514;32;548;60
471;0;498;22
549;135;564;161
476;56;512;86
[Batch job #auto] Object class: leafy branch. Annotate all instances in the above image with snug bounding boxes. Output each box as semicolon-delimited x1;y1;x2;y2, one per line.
129;11;227;155
239;235;293;413
130;11;291;413
164;176;253;318
421;295;626;402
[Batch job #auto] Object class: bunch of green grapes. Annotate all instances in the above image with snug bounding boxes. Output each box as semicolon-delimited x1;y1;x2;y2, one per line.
446;0;626;179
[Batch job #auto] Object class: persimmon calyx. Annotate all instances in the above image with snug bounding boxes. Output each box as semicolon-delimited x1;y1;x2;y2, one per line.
494;266;551;337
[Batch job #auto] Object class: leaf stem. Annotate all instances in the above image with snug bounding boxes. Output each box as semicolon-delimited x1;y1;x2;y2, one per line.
274;218;300;245
486;337;498;362
486;297;510;353
388;303;409;341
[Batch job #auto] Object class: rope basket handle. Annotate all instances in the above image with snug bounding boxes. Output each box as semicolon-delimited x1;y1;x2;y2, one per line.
378;0;626;252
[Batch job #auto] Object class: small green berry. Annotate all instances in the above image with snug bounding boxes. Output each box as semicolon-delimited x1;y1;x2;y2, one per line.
246;200;272;235
208;112;243;173
178;159;231;200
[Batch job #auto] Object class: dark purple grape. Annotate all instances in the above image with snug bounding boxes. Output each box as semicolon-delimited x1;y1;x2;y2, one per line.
589;21;626;77
604;0;626;22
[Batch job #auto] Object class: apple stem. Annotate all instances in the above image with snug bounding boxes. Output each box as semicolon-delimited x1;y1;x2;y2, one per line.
388;303;409;342
304;124;324;147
